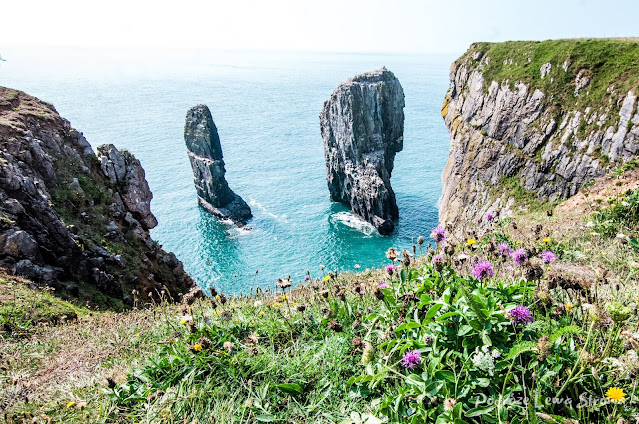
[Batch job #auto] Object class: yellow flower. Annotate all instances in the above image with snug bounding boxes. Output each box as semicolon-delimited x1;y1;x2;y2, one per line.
606;387;626;403
281;295;288;301
292;301;296;306
323;275;331;282
467;238;476;246
215;295;221;299
66;401;76;409
543;237;550;243
258;311;264;316
192;344;202;352
180;319;188;325
136;333;140;337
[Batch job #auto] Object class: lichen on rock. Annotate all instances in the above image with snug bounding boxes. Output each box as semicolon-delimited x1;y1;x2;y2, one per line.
320;68;405;235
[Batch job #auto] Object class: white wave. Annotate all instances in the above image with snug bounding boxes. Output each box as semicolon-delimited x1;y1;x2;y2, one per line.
249;198;289;223
330;211;376;236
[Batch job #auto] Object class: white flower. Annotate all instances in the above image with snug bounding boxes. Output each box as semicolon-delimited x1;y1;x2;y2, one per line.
586;221;595;228
622;201;630;207
472;346;497;376
179;314;193;324
491;349;501;358
616;233;626;239
253;300;263;307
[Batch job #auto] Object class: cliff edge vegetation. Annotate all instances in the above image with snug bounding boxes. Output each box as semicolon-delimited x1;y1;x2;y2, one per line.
441;38;639;237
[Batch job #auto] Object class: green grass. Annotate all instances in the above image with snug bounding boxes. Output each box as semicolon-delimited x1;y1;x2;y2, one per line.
495;176;557;212
466;39;639;112
0;277;86;333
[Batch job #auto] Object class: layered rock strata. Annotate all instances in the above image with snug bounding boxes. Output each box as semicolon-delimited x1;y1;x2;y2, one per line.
184;105;251;226
441;40;639;236
0;87;194;304
320;68;405;235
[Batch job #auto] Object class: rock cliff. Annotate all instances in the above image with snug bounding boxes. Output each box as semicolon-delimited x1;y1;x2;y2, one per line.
320;68;405;235
184;105;252;226
0;87;194;306
440;39;639;236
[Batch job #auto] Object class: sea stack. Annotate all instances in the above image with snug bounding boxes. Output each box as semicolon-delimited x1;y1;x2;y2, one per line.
184;105;252;226
320;68;405;235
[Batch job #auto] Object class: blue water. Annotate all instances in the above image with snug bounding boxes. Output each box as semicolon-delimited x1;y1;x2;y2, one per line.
0;48;454;294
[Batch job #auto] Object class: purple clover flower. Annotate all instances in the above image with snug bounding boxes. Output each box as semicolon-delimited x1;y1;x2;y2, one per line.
511;248;528;265
472;259;495;281
497;243;511;257
486;213;495;221
540;250;557;263
510;305;534;325
385;264;396;275
430;226;446;243
401;350;422;369
377;282;389;289
304;275;310;281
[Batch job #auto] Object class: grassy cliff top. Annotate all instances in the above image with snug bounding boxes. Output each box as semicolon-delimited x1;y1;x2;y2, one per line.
462;38;639;110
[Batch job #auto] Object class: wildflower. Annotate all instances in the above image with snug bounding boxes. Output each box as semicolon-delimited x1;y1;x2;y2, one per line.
304;275;310;281
385;264;396;275
198;337;211;349
471;345;500;376
430;226;446;243
564;303;574;312
191;344;202;352
417;236;425;245
281;295;288;301
540;250;557;263
386;247;398;261
258;311;264;316
401;350;422;369
511;248;528;265
361;342;375;364
223;341;235;352
354;264;361;269
179;314;193;325
323;275;331;282
277;278;292;289
509;305;535;325
66;401;76;409
537;336;552;361
606;301;632;323
432;253;445;271
497;243;511;257
466;238;476;246
543;237;550;243
377;282;389;289
486;212;495;221
606;387;626;403
472;260;494;281
443;398;457;411
253;300;262;307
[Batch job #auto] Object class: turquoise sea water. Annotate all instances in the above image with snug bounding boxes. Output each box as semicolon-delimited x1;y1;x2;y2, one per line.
0;48;454;294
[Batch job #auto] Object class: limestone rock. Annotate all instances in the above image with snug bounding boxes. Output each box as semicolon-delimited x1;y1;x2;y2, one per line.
97;144;158;230
439;43;639;237
184;105;252;226
320;68;405;235
0;86;195;302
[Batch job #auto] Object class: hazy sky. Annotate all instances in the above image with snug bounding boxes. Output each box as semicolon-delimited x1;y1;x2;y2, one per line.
2;0;638;54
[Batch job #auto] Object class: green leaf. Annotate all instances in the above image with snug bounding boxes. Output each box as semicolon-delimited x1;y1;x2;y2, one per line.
426;304;443;320
256;414;277;422
396;322;422;332
466;405;495;417
505;341;537;360
549;325;581;344
276;383;303;396
436;311;460;322
434;370;456;383
424;380;444;396
400;269;407;283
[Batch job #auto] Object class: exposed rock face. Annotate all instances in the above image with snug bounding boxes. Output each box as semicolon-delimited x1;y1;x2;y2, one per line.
0;86;194;304
440;41;639;236
320;68;405;235
184;105;252;225
97;144;158;230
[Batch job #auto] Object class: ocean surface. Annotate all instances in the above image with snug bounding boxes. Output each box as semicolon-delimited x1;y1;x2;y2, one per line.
0;48;455;294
